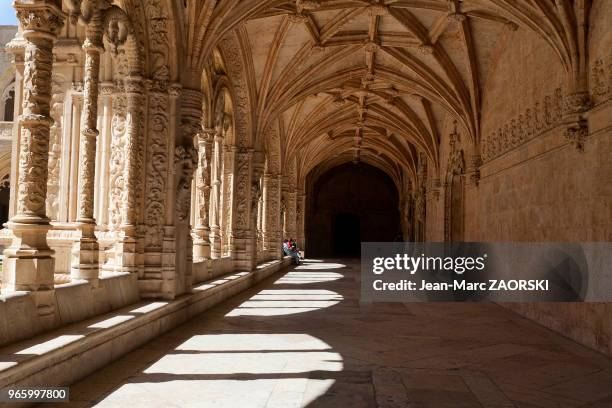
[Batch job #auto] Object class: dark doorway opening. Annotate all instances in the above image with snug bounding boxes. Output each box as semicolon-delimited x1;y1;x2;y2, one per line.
0;184;10;227
306;162;400;258
333;213;361;257
3;90;15;122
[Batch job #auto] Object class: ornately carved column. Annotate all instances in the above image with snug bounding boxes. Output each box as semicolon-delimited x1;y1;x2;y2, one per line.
231;147;253;270
193;129;214;261
248;153;264;269
296;191;306;250
72;12;103;283
2;1;65;322
221;145;235;257
209;130;224;258
282;186;298;240
116;76;145;273
262;173;281;259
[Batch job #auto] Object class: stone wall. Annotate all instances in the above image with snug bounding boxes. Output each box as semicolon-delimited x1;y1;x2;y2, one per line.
426;4;612;355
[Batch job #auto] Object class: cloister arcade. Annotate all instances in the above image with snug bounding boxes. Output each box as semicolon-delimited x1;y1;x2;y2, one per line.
0;0;610;405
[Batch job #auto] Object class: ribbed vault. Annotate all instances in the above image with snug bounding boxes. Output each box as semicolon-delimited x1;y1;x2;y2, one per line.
178;0;591;189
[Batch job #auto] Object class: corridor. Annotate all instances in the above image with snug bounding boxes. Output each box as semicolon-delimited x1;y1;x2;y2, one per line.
58;260;612;408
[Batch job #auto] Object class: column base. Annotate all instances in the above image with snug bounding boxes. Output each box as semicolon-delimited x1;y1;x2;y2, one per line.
2;221;56;323
114;237;138;274
71;223;100;285
2;221;54;291
210;227;221;259
193;226;211;261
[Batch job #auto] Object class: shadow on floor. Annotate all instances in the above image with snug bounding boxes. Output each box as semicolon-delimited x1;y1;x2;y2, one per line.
47;259;612;408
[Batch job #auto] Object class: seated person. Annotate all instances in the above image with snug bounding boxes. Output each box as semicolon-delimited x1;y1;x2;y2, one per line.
283;239;301;265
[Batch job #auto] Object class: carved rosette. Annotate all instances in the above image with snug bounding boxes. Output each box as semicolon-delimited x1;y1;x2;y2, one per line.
14;2;65;221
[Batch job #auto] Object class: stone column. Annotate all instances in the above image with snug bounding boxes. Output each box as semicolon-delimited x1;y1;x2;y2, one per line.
95;82;114;227
262;173;282;259
193;129;214;261
248;154;264;269
283;187;297;240
175;88;202;293
296;192;306;250
5;37;26;221
221;145;236;258
115;76;144;274
2;1;65;322
231;147;253;270
72;13;103;283
209;131;224;258
67;89;82;222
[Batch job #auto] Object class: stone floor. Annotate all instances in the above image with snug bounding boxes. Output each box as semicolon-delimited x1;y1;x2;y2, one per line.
47;260;612;407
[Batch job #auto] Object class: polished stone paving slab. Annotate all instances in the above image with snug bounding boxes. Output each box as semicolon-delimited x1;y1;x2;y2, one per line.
44;260;612;407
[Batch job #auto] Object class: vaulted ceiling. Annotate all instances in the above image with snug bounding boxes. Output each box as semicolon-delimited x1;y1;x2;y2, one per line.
180;0;589;184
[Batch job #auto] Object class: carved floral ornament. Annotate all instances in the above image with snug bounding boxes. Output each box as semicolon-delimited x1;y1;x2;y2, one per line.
15;3;65;37
175;145;198;222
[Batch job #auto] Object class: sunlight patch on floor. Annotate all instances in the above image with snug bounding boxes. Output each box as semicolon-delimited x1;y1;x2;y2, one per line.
226;288;343;317
273;271;344;285
94;334;342;408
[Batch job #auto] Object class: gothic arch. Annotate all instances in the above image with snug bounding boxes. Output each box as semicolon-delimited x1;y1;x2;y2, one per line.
0;81;15;121
217;32;254;149
264;120;281;176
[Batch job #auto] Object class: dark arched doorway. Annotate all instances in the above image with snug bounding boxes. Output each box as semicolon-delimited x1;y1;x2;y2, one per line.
306;162;400;258
333;212;360;256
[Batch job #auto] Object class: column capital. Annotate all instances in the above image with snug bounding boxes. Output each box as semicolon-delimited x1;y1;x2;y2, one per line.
15;1;66;40
99;81;115;95
124;76;144;94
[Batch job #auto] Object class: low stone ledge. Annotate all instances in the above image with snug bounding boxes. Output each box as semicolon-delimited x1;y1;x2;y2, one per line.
0;257;291;398
0;271;140;347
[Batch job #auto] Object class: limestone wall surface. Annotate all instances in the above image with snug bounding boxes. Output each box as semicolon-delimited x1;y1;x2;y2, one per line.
425;3;612;355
